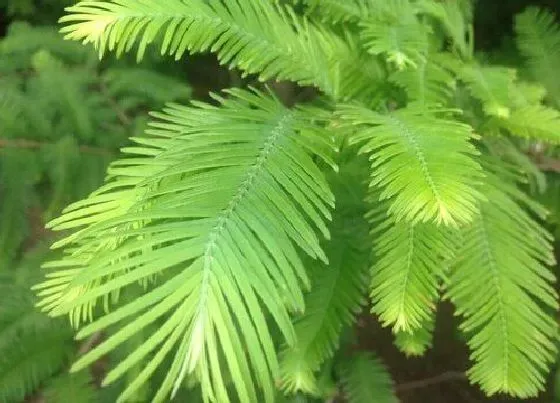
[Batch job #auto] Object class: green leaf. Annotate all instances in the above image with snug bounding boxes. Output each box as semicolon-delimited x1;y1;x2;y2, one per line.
279;159;370;395
337;104;484;226
0;266;73;403
496;105;560;144
447;171;558;398
34;88;336;403
0;150;40;270
360;0;430;69
44;371;99;403
338;352;397;403
417;0;473;59
515;7;560;107
294;0;374;23
369;202;454;332
390;58;455;106
457;64;516;118
59;0;372;100
394;317;435;357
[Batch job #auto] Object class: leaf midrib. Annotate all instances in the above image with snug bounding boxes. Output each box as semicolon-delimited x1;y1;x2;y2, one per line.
188;112;294;366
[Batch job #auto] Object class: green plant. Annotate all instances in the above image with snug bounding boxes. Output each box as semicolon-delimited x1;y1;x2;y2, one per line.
4;0;560;402
0;19;191;402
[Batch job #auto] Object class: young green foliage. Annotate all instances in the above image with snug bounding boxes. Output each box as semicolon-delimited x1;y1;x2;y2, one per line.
18;0;560;402
0;18;192;401
516;7;560;107
279;156;370;395
59;0;373;100
35;88;336;403
338;353;398;403
336;105;484;226
368;203;454;332
447;171;558;398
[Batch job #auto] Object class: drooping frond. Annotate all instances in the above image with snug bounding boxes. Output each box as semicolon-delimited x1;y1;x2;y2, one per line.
336;104;484;226
34;88;336;403
390;57;455;106
279;158;370;395
394;317;435;357
368;202;454;332
293;0;374;23
59;0;370;99
515;7;560;107
447;171;558;398
457;64;516;118
360;0;430;69
338;353;397;403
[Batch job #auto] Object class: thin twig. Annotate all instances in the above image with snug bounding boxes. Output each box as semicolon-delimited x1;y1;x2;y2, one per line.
0;138;114;156
535;157;560;173
78;331;104;355
395;371;467;392
98;81;133;126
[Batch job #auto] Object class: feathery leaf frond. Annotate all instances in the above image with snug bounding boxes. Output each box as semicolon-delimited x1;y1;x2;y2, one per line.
279;160;370;395
336;105;484;226
368;203;454;332
496;105;560;144
360;1;429;69
338;353;398;403
34;88;336;403
60;0;370;99
417;0;473;59
390;58;455;106
457;65;516;118
447;172;558;398
394;317;435;357
515;7;560;107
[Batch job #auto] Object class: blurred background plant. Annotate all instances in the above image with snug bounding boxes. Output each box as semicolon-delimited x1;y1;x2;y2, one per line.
1;0;560;402
0;1;192;401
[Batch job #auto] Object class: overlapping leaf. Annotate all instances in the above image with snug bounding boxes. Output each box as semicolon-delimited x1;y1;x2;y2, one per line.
447;172;558;397
59;0;374;100
279;158;370;395
390;58;455;106
368;202;455;332
336;105;484;226
516;7;560;107
360;0;429;69
457;65;516;118
34;89;336;403
338;353;397;403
